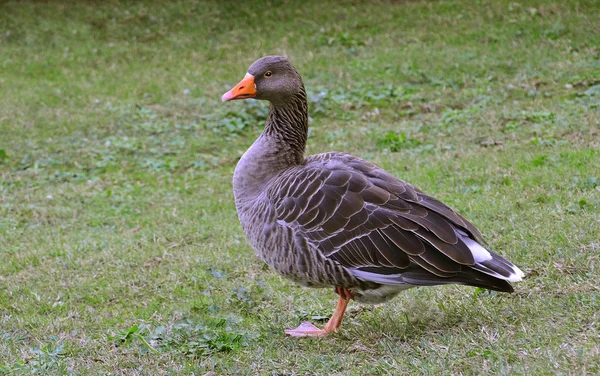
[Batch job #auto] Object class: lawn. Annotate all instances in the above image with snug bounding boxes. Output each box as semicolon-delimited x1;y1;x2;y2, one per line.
1;0;599;374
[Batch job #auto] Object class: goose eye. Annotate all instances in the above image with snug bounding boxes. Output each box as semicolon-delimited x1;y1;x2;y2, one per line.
264;71;272;77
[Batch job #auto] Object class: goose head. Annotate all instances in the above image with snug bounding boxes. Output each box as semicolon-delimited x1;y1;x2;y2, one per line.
222;56;303;105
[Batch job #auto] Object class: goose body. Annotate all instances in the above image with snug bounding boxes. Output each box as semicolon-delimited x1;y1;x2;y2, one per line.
223;56;524;336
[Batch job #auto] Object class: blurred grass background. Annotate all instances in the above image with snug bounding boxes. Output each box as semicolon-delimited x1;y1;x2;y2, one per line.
1;0;599;374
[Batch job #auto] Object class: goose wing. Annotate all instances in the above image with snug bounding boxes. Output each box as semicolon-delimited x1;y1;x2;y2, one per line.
268;153;523;291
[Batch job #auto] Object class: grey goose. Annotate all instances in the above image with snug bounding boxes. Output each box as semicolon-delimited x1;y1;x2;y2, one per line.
222;56;524;337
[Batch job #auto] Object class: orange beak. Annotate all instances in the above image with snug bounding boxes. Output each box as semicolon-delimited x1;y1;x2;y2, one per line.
222;73;257;102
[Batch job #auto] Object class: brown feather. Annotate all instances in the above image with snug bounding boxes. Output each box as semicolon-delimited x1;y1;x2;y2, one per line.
380;225;425;255
415;228;475;265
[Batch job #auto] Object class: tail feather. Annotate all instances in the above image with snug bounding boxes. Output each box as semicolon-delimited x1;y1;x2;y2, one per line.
400;269;514;293
352;264;518;293
350;231;524;293
472;252;524;283
457;229;524;283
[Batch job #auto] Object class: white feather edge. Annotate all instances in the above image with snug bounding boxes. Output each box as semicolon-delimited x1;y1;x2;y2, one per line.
456;229;524;282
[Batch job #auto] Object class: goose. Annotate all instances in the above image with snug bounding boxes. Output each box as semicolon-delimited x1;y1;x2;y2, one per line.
222;56;524;337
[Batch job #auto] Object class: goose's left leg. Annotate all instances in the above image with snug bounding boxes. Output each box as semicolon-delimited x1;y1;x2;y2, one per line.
284;287;353;337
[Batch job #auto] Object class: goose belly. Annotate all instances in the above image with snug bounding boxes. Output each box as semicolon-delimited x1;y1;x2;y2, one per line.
351;284;414;304
237;206;358;288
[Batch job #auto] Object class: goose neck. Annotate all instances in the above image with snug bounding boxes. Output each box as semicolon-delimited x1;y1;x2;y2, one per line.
263;90;308;163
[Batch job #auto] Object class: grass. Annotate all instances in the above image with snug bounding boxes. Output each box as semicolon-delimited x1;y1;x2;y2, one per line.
1;0;599;374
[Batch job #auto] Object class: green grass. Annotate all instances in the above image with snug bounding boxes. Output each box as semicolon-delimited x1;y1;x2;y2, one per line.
1;0;599;374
